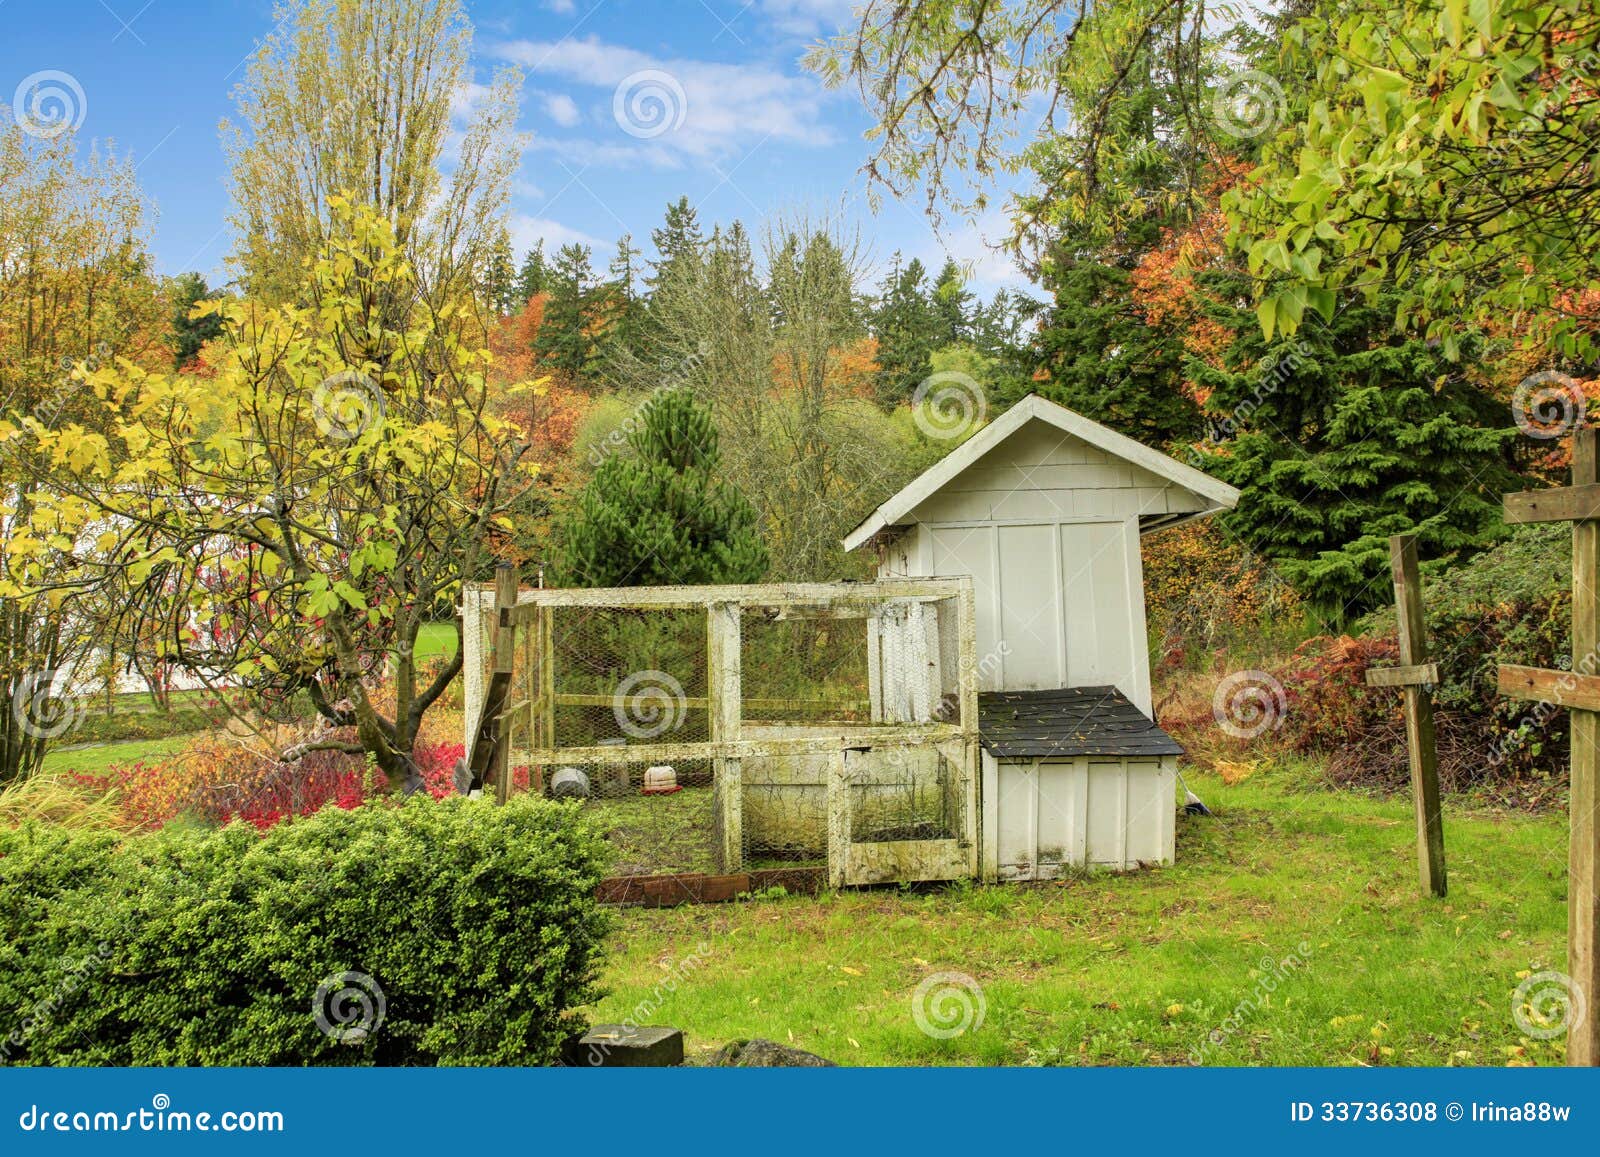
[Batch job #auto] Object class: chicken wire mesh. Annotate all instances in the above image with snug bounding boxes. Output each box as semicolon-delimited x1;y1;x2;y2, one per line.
462;582;975;884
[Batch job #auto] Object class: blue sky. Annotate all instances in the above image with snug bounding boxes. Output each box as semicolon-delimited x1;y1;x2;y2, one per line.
0;0;1030;297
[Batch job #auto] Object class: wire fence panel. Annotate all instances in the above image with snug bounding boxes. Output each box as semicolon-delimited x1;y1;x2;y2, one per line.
462;579;979;886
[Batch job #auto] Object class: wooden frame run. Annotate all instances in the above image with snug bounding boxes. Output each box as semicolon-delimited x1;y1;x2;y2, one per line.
467;576;981;885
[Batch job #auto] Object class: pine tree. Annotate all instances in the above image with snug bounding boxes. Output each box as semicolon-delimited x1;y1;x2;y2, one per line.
535;242;596;378
595;233;643;374
515;242;548;306
483;233;517;316
1029;258;1198;444
647;196;705;293
931;258;973;346
1193;285;1518;618
168;272;226;368
869;254;940;406
558;388;767;587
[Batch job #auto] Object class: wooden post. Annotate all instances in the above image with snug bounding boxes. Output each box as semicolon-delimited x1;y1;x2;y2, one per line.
1364;535;1447;898
1571;431;1600;1067
708;602;742;872
492;564;517;804
462;567;518;797
1497;428;1600;1066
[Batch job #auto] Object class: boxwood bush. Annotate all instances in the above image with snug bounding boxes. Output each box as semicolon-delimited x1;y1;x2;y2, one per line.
1;795;611;1065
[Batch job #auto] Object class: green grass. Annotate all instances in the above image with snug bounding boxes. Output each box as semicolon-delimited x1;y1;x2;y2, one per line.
590;763;1571;1067
414;622;458;661
40;736;188;777
587;786;720;875
41;625;461;770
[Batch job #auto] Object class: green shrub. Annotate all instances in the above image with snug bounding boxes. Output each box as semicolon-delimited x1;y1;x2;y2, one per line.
1360;522;1571;786
1;795;612;1065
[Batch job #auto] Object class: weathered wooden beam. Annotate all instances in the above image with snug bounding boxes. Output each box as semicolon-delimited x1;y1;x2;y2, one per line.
1504;482;1600;525
492;564;518;804
708;601;742;873
1569;428;1600;1067
595;867;825;908
1387;535;1447;898
1498;665;1600;712
1364;662;1440;689
545;691;871;714
521;724;969;768
502;576;969;621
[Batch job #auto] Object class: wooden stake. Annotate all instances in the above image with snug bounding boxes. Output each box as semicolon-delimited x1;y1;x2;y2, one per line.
1570;430;1600;1066
1365;535;1447;897
1498;429;1600;1064
492;564;517;804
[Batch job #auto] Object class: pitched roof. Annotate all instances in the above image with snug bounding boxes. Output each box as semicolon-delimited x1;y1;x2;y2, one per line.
978;686;1184;760
843;393;1240;552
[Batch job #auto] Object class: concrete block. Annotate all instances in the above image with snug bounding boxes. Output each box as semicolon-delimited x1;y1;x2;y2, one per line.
570;1025;684;1067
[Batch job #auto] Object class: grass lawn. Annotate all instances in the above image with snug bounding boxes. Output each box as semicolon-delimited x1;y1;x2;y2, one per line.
414;621;458;661
40;736;188;777
590;765;1572;1066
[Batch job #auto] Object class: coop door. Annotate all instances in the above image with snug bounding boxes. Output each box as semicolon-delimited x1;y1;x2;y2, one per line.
868;601;940;723
829;742;970;887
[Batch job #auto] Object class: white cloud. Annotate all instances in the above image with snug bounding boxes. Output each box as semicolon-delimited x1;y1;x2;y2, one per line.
543;0;577;13
510;214;611;256
493;36;833;166
759;0;857;36
543;92;581;127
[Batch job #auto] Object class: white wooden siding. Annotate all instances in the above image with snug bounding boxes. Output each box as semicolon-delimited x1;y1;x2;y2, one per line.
908;420;1209;525
871;420;1162;712
982;754;1176;880
914;519;1151;711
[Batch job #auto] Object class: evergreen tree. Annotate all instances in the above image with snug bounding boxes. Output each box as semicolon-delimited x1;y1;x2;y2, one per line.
168;272;226;368
514;242;548;306
483;233;517;315
595;233;643;375
931;258;973;346
869;254;940;406
1193;285;1518;619
1029;258;1199;445
646;196;705;293
558;388;767;587
536;242;596;377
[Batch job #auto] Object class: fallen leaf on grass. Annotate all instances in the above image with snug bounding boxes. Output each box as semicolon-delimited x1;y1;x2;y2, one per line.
1216;759;1258;786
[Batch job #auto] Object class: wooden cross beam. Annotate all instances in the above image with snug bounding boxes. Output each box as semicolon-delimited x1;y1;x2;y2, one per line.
1364;535;1447;898
1498;427;1600;1067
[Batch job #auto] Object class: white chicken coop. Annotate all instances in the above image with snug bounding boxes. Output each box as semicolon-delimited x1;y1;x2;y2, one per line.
844;394;1240;880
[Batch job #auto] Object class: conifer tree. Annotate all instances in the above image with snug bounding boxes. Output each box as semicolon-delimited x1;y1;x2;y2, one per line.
558;388;767;587
1193;285;1518;618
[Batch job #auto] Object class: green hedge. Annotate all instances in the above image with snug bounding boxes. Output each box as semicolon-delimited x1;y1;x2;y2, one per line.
0;796;612;1065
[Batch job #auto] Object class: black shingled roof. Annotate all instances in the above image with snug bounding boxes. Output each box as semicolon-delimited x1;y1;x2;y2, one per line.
978;686;1184;759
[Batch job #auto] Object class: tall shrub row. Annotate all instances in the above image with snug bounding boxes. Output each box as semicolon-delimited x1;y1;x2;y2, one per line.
0;796;611;1065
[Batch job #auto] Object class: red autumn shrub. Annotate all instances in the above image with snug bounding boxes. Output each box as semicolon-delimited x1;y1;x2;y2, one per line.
76;735;469;831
